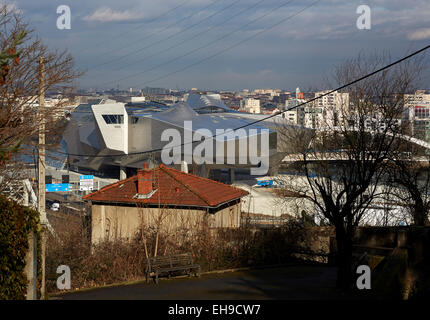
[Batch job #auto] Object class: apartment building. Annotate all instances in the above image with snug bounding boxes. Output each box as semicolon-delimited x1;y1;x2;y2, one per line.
241;98;261;114
310;90;349;130
404;90;430;142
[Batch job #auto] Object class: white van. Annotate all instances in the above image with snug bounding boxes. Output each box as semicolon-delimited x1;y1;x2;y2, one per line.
50;202;60;211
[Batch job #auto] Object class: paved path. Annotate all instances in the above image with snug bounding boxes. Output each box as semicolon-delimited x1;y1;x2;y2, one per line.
53;265;365;300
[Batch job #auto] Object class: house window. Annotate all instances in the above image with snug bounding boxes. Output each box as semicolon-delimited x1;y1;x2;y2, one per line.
102;114;124;124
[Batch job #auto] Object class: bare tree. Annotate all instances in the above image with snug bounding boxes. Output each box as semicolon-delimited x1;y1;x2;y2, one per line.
278;51;426;289
0;5;81;179
387;147;430;226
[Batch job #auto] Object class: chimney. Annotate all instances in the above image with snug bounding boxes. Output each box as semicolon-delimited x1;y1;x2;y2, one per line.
137;168;152;194
181;160;188;173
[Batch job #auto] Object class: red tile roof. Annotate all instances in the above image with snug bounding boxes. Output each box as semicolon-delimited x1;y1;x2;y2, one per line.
83;164;248;208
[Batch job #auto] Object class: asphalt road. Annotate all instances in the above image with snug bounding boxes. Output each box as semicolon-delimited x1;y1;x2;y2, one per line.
53;265;367;300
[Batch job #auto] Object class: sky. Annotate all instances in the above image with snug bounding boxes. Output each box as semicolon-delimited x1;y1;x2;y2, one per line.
4;0;430;91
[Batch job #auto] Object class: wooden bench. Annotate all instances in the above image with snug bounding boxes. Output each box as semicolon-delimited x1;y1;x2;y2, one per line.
146;253;201;284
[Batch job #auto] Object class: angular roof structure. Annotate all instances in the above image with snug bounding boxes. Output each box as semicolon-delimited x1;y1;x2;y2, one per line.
83;164;248;208
61;94;315;176
186;93;233;113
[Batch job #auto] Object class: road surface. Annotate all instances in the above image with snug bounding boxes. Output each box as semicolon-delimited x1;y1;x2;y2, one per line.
52;265;371;300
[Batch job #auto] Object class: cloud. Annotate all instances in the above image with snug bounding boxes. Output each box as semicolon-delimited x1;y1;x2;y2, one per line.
408;28;430;40
1;2;23;14
83;7;144;23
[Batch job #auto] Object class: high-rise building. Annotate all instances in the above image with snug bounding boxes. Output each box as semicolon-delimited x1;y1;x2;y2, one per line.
404;90;430;142
283;88;306;125
311;90;349;129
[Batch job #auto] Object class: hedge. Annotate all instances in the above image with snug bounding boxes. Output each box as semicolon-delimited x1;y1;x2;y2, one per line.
0;194;41;299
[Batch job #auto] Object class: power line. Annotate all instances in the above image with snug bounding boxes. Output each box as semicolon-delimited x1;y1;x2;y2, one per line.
99;0;298;86
109;0;261;73
137;0;318;88
86;0;222;71
98;0;241;72
83;0;192;53
59;44;430;158
235;44;430;130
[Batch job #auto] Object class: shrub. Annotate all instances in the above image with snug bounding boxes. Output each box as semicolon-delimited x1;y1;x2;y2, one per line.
46;215;147;292
0;195;41;299
46;217;308;293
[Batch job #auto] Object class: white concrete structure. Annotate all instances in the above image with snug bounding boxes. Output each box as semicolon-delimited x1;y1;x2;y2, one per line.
130;96;146;103
62;94;304;176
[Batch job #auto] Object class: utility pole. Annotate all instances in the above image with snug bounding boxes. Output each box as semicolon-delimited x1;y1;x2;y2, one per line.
23;177;37;300
38;56;47;299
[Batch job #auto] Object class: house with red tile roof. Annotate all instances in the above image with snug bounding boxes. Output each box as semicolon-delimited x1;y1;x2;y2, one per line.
83;164;248;244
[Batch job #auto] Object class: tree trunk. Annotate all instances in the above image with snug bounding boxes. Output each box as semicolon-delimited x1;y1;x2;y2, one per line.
154;230;159;257
413;199;427;226
335;225;353;290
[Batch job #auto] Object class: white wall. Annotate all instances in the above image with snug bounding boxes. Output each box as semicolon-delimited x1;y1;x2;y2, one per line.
92;103;127;153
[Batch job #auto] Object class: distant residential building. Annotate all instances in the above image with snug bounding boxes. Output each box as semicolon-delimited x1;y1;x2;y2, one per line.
348;112;401;133
283;88;306;125
241;98;261;114
143;87;169;95
404;90;430;142
260;103;278;114
284;99;301;124
236;90;250;98
282;88;349;130
272;93;290;105
221;93;242;110
302;103;323;129
253;89;281;96
311;90;349;130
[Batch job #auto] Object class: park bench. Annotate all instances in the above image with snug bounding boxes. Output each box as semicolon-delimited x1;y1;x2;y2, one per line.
146;253;201;284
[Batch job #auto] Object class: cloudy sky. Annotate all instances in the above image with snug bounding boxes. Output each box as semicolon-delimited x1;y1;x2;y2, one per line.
5;0;430;91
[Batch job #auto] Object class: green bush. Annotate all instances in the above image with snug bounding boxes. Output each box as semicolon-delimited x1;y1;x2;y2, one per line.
0;195;41;299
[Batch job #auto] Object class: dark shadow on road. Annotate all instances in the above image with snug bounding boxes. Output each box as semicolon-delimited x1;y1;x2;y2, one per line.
53;263;383;300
